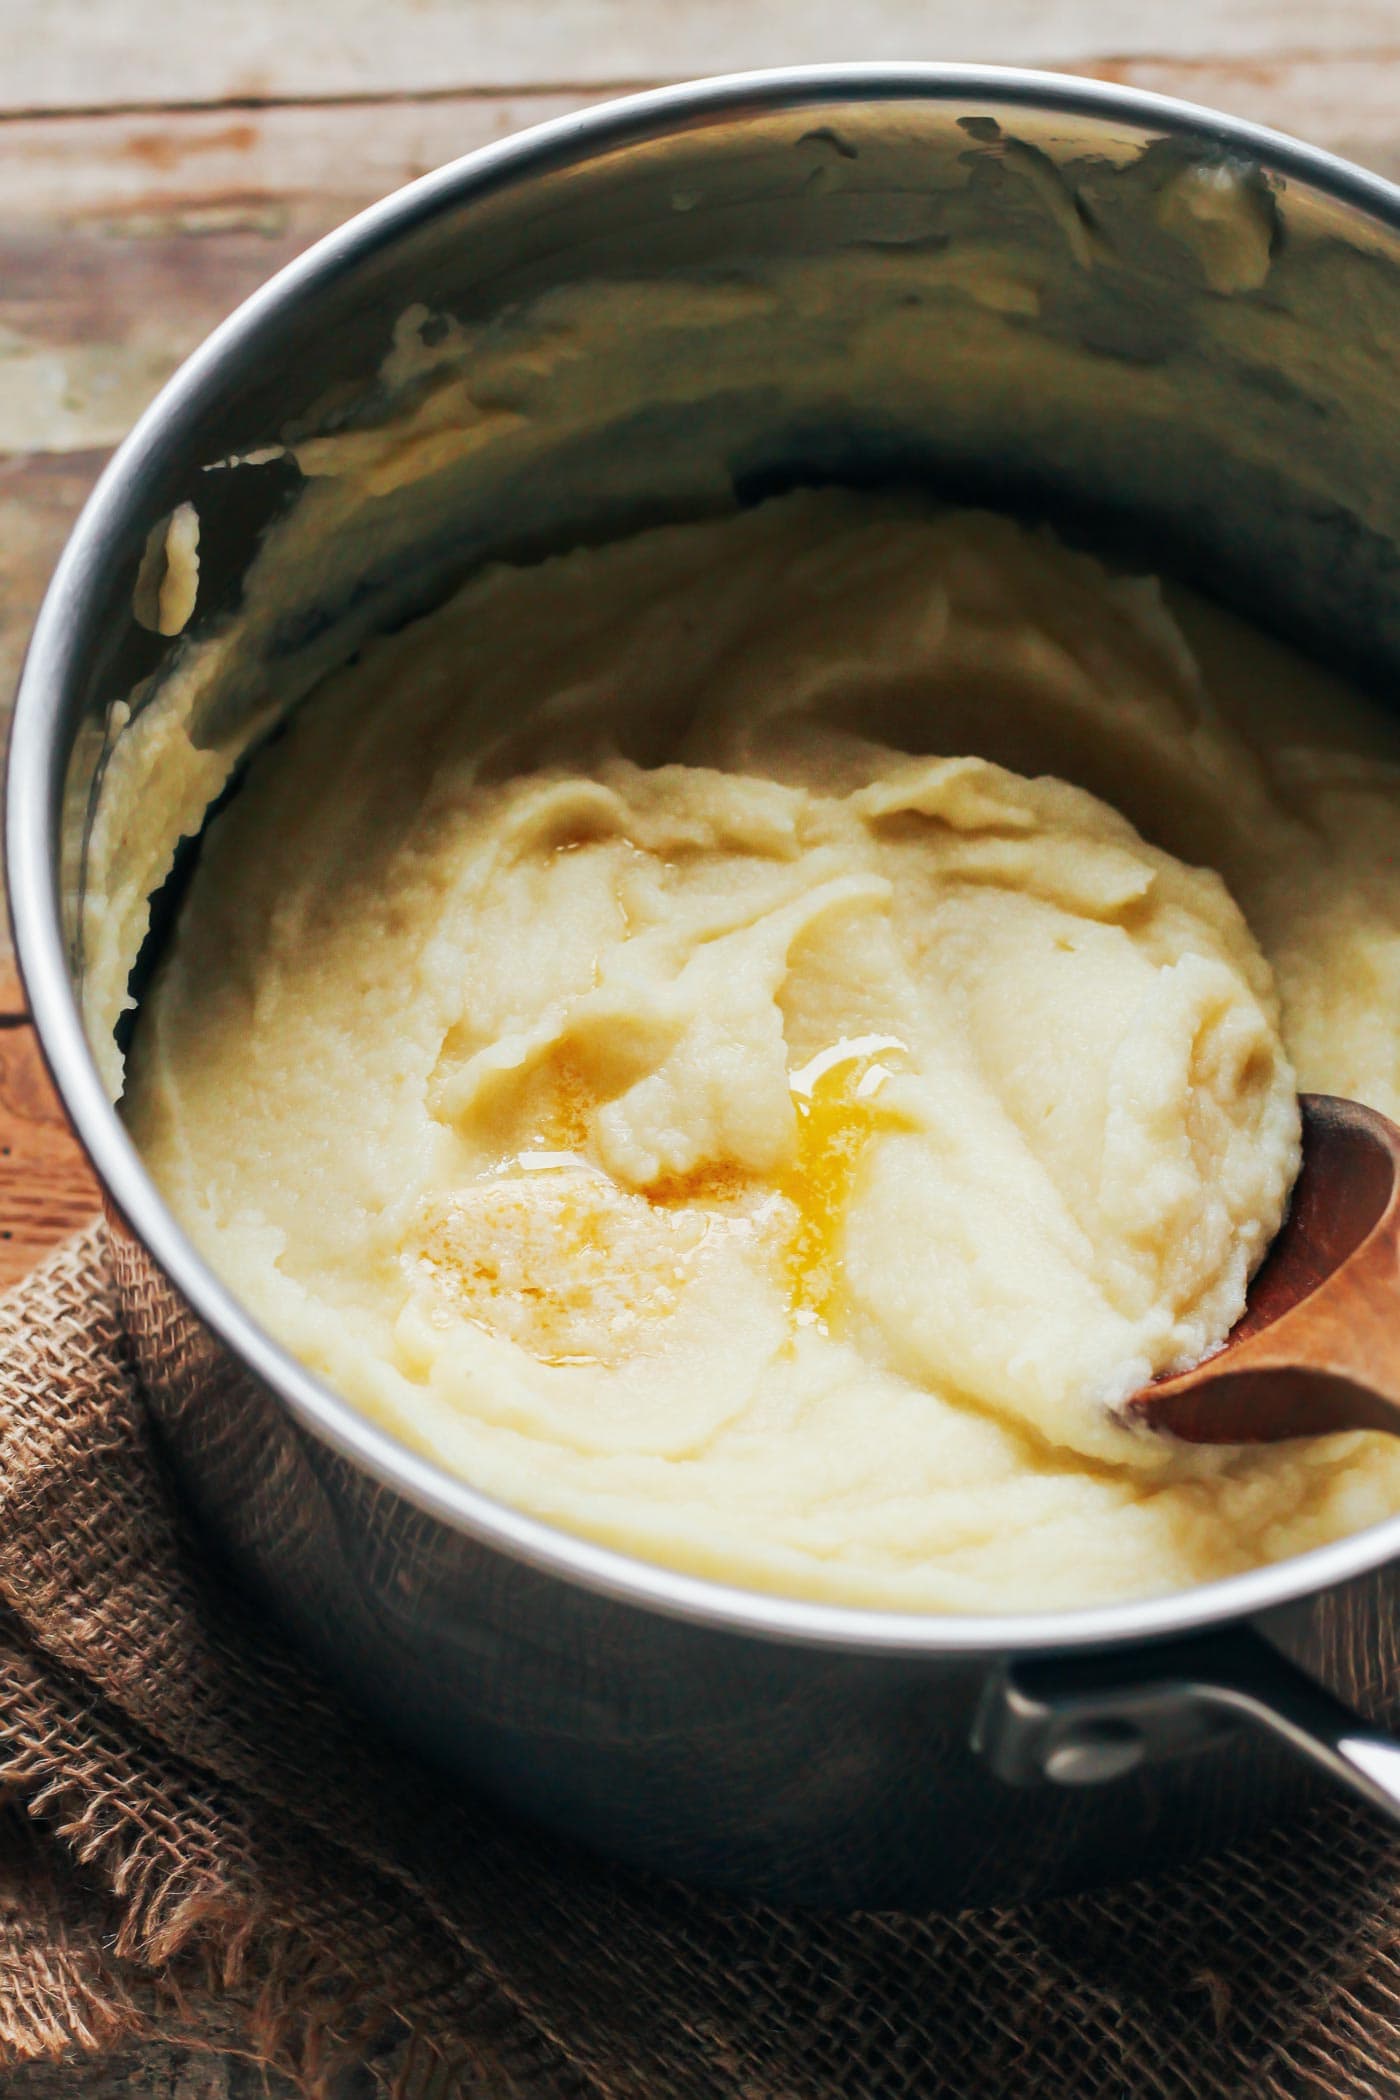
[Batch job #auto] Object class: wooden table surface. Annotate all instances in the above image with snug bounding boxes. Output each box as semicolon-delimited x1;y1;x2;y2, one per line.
4;1;1400;2089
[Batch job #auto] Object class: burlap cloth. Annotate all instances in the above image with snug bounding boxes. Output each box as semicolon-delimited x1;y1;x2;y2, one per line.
3;1224;1400;2096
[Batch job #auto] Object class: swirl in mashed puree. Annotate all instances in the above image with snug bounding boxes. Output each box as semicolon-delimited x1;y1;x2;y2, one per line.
123;492;1400;1611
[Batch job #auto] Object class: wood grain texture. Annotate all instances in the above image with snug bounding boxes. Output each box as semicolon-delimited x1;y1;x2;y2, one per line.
6;0;1400;107
0;1021;102;1286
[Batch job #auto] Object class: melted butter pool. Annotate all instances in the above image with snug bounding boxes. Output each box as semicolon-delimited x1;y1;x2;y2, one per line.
780;1035;906;1326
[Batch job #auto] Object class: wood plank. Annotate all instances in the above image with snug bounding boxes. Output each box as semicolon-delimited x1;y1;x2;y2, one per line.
0;95;602;458
0;451;109;710
0;93;600;219
0;1021;102;1287
0;215;325;457
0;960;26;1019
4;63;1400;234
1081;50;1400;179
5;0;1399;111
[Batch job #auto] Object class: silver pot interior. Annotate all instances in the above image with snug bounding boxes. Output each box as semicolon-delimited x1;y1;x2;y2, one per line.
61;82;1400;1074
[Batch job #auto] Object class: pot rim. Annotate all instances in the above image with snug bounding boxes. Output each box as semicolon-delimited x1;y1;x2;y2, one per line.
13;60;1400;1659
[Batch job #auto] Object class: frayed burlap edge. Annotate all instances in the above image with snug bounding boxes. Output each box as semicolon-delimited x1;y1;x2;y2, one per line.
0;1224;597;2099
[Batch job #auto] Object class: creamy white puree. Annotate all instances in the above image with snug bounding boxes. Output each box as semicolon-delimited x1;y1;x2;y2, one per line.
123;493;1400;1612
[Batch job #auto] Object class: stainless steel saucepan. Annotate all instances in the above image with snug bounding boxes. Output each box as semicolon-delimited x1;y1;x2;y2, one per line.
13;66;1400;1908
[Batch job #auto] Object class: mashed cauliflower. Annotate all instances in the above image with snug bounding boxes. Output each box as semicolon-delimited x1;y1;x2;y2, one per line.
123;493;1400;1611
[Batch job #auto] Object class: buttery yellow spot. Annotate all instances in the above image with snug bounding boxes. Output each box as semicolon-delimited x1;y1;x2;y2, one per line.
779;1036;906;1325
412;1171;705;1366
531;1045;594;1151
418;1034;906;1361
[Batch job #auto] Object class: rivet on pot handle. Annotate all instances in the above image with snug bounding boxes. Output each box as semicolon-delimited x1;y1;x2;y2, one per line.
974;1625;1400;1821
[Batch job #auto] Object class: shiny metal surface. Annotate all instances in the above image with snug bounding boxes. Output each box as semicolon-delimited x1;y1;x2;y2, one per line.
15;67;1400;1906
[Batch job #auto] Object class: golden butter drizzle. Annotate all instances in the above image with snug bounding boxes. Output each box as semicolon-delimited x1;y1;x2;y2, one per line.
778;1034;906;1326
417;1032;907;1359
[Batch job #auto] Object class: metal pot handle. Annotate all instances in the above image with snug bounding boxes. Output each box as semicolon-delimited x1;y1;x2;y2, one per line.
974;1623;1400;1822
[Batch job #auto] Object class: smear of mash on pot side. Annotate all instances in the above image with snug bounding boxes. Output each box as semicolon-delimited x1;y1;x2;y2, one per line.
122;492;1400;1612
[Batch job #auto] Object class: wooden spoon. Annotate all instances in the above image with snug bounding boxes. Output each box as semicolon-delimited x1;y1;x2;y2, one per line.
1124;1094;1400;1445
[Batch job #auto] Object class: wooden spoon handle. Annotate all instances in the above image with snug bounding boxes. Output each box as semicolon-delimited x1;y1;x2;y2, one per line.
1131;1095;1400;1445
1139;1357;1400;1444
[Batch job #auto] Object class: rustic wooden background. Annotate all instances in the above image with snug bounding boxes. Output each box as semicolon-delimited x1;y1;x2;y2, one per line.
4;0;1400;2089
